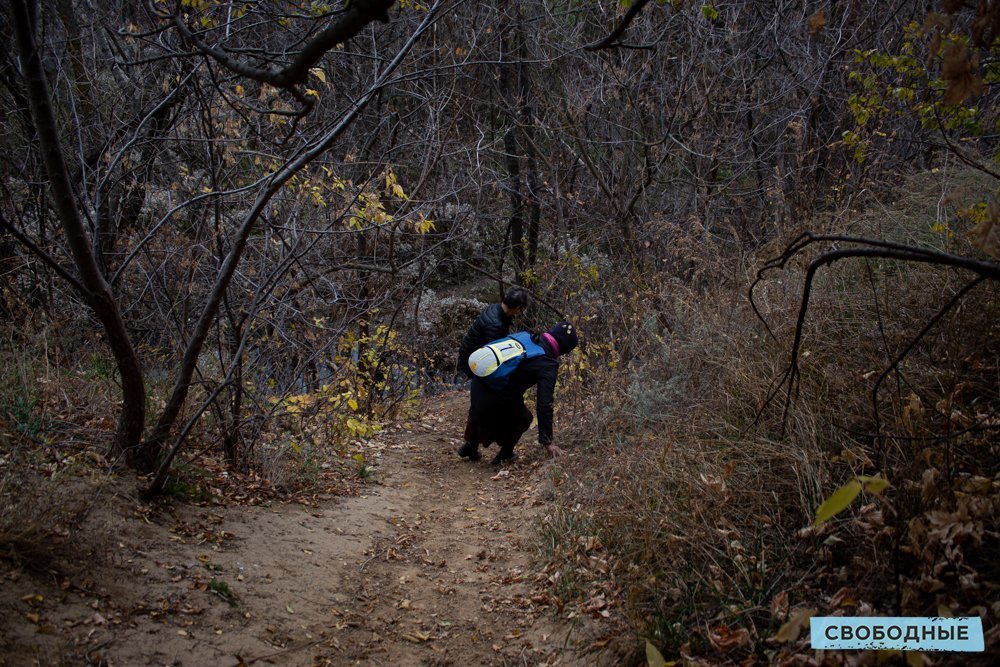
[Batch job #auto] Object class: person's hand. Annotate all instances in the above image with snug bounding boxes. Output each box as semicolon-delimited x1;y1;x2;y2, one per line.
545;443;565;457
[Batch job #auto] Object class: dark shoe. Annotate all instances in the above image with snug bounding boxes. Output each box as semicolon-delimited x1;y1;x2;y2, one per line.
490;451;518;465
457;442;481;462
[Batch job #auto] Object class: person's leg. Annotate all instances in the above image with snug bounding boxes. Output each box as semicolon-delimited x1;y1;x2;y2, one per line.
458;379;490;461
457;412;482;461
491;403;532;464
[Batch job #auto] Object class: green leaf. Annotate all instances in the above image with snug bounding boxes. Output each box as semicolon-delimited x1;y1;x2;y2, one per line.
813;480;862;526
701;4;718;21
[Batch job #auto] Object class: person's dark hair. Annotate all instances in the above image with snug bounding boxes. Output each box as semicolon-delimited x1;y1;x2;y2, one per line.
502;286;530;310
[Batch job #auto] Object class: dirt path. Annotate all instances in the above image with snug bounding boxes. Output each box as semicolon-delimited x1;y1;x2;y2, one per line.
1;392;604;666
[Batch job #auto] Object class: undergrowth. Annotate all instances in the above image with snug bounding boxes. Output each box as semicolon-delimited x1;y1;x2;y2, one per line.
540;172;1000;665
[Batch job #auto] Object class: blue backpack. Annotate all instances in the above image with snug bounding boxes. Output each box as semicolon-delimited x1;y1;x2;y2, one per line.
467;331;547;390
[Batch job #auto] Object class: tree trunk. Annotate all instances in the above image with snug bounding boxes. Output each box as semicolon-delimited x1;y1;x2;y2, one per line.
12;0;151;470
499;16;525;276
516;16;540;271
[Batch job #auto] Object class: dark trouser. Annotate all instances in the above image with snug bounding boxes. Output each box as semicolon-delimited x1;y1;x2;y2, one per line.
463;399;533;459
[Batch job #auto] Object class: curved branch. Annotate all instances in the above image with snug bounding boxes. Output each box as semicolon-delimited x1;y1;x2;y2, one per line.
750;232;1000;340
166;0;395;89
584;0;653;51
751;233;1000;429
933;104;1000;181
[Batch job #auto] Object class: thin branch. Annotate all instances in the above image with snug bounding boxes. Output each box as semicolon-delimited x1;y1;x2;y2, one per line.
869;276;986;462
750;232;1000;429
584;0;653;51
458;255;567;322
0;211;86;294
142;0;447;496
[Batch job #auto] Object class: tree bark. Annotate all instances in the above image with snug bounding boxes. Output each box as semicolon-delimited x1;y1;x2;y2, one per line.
12;0;152;470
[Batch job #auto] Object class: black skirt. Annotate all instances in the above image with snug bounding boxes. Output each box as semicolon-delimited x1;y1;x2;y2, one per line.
464;379;533;450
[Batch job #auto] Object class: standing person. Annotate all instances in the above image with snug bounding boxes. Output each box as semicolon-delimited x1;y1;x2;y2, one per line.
456;286;530;380
458;322;579;464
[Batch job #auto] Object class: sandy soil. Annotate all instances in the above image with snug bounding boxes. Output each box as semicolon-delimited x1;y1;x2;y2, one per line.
0;392;610;666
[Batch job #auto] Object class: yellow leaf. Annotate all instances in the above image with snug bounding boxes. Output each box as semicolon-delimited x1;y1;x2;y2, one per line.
348;398;359;411
310;67;326;83
285;603;294;614
234;84;244;95
858;475;889;495
305;88;320;100
646;639;669;667
814;480;862;526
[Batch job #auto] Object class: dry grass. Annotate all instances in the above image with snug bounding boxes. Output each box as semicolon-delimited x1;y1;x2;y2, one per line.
540;169;1000;663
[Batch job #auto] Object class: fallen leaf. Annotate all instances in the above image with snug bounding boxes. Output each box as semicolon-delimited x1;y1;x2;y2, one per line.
646;639;670;667
770;607;816;643
770;591;789;621
830;587;856;608
708;625;750;652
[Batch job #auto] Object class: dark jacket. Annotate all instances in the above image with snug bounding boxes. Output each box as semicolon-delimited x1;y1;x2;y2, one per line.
457;302;513;378
469;334;559;444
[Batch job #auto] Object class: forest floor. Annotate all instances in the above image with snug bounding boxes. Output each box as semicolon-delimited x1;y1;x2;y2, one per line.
0;391;612;666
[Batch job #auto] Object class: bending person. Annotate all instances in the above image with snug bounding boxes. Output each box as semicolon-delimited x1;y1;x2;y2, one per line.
458;322;579;464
